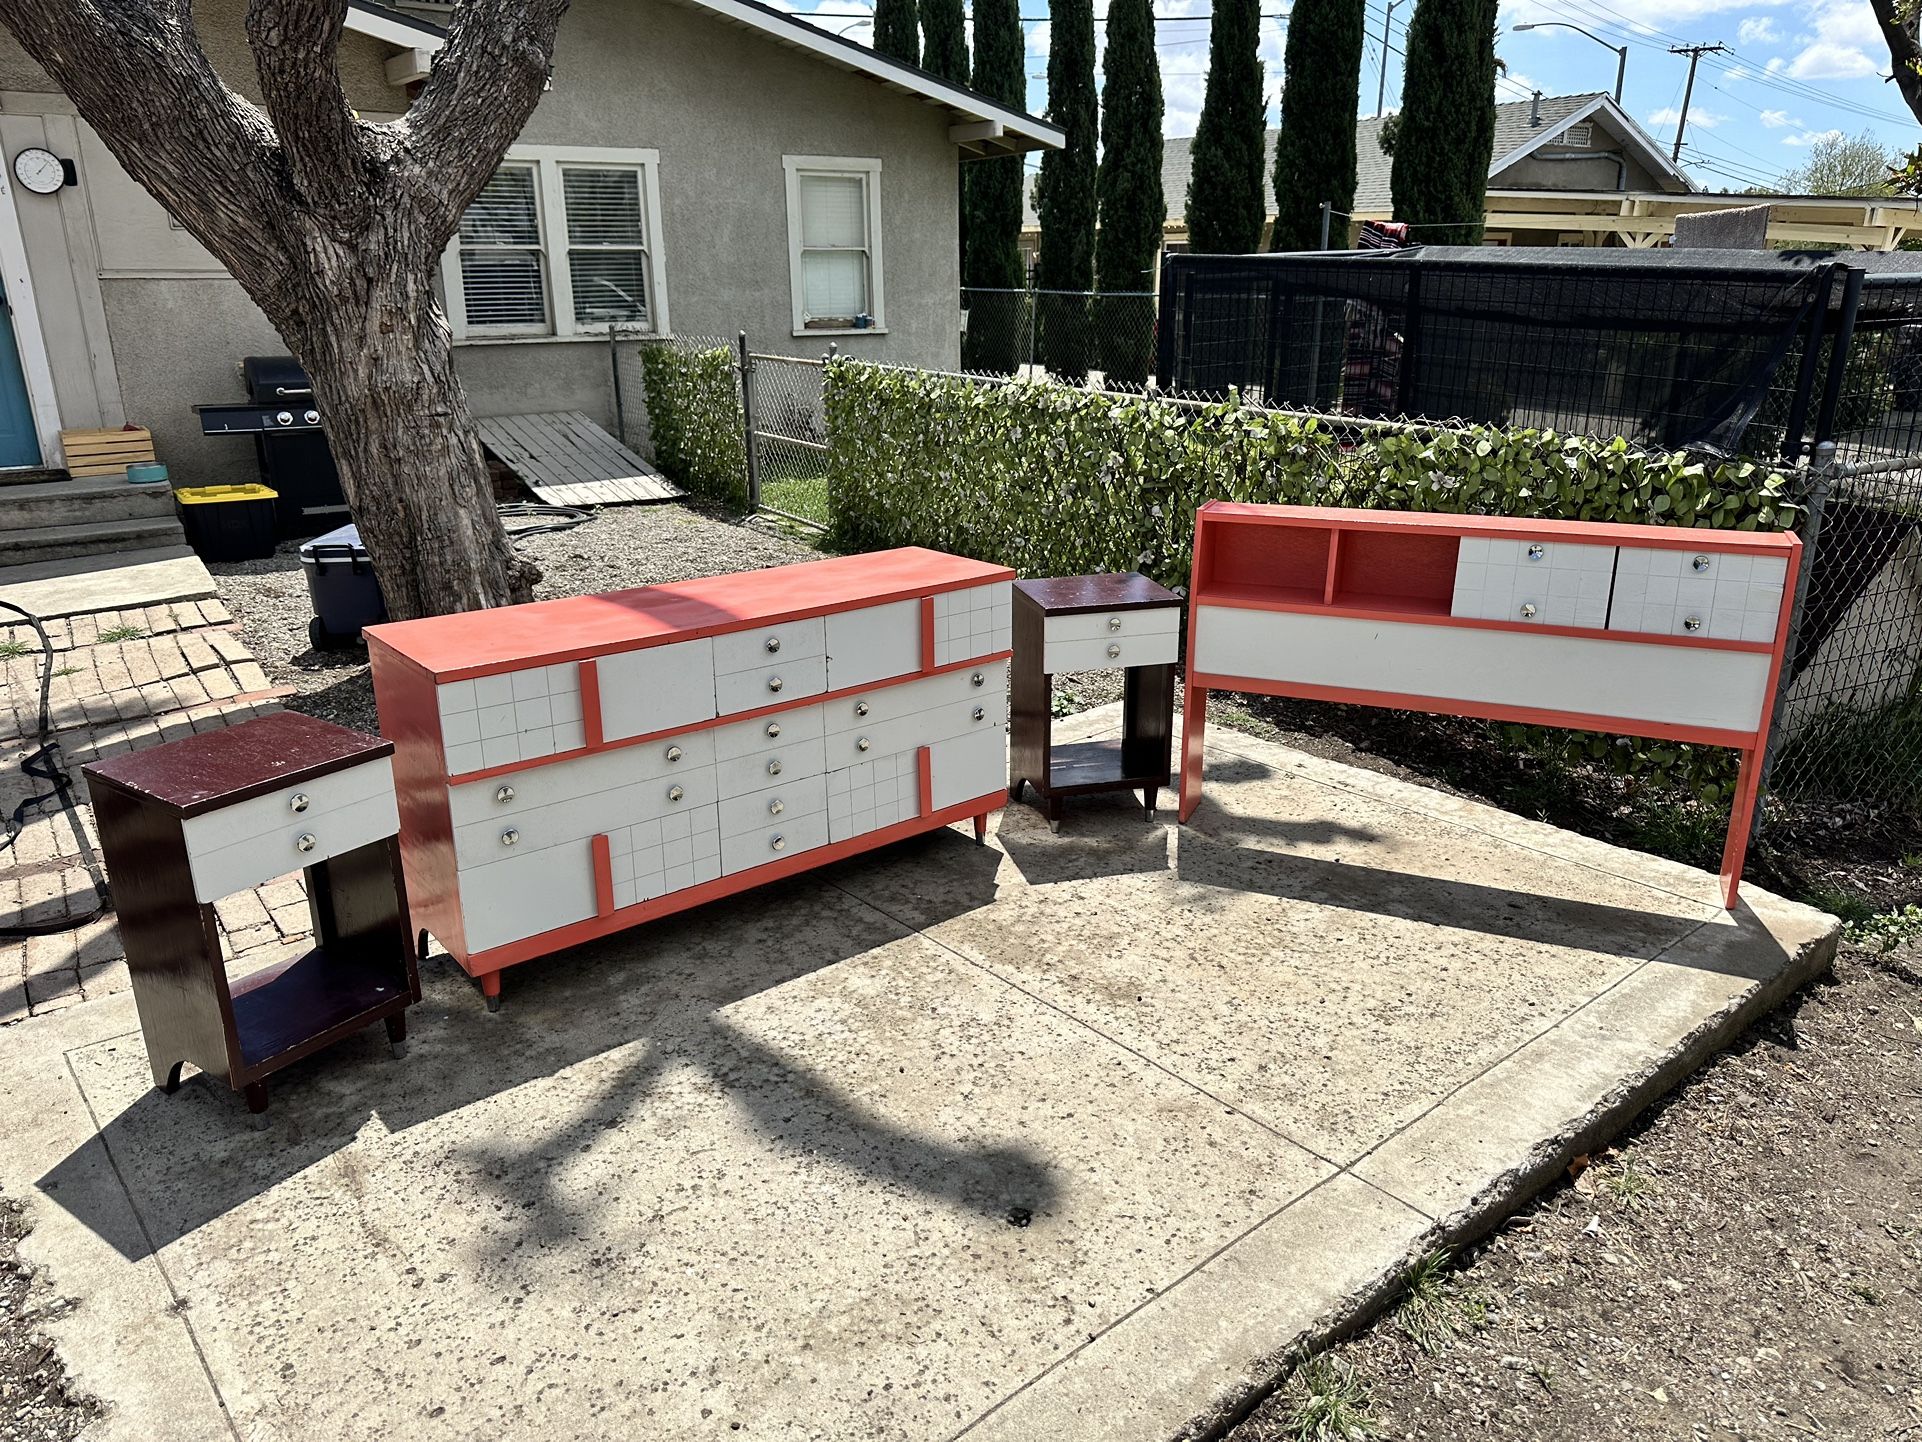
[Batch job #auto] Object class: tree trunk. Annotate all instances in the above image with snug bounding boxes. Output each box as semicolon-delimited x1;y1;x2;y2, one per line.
282;247;533;620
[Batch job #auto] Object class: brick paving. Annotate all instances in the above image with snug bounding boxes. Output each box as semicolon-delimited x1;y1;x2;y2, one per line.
0;594;304;1028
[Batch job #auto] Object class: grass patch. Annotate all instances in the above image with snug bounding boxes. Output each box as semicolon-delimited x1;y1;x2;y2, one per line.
1391;1249;1487;1354
1603;1157;1657;1210
759;472;829;527
97;625;148;643
0;638;34;659
1279;1352;1374;1442
1779;695;1922;816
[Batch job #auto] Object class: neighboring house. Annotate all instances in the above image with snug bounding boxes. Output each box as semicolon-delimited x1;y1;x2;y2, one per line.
1022;91;1922;265
0;0;1060;482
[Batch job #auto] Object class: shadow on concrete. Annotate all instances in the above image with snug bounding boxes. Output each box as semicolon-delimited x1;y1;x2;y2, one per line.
38;833;1057;1261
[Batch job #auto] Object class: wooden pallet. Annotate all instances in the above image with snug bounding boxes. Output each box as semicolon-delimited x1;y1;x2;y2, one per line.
61;426;156;478
475;411;683;508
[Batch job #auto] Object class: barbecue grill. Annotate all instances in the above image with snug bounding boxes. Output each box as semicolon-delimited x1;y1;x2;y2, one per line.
193;356;346;537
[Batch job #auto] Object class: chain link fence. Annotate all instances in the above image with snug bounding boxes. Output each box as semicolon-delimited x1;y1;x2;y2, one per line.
960;288;1158;388
743;350;831;529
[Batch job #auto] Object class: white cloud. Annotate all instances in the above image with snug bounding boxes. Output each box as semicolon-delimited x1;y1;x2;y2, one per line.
1782;126;1847;146
1737;15;1781;46
1785;0;1885;79
1758;107;1803;127
1648;105;1727;129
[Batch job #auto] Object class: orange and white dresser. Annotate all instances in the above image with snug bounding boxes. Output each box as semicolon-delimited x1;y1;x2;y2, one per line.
1177;503;1802;908
366;548;1013;1004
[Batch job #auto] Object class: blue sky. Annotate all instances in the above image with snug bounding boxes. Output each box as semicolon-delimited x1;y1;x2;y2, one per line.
773;0;1921;194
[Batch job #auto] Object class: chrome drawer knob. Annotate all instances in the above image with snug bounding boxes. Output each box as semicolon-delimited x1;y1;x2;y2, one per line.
768;760;782;776
857;737;871;752
666;745;683;762
766;721;782;738
495;784;515;804
771;833;787;852
1108;615;1123;631
972;706;986;721
1519;603;1538;620
768;676;784;693
289;792;310;814
855;701;870;717
769;799;785;816
295;832;317;853
499;829;518;847
1526;543;1545;561
1692;554;1711;573
971;672;984;687
667;785;684;802
1106;642;1122;659
1683;615;1703;633
766;636;781;653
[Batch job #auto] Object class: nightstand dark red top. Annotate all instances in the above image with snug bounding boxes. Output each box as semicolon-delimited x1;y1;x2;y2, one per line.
1013;572;1182;616
83;710;392;817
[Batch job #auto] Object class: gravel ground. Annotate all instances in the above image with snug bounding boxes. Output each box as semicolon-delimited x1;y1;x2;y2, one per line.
210;501;818;732
0;1190;96;1442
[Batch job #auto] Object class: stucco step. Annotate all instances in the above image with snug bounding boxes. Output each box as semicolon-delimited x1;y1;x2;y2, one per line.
0;479;176;530
0;517;187;568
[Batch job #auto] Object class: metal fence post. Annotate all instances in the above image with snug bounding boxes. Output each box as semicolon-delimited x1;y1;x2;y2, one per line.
1762;439;1835;795
609;323;625;444
1779;263;1837;463
737;330;759;512
1810;264;1865;450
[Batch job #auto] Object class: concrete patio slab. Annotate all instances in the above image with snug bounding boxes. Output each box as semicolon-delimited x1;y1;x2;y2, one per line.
0;704;1837;1442
0;546;214;619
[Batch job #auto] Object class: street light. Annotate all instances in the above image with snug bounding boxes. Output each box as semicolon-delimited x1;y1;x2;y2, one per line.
1511;21;1628;105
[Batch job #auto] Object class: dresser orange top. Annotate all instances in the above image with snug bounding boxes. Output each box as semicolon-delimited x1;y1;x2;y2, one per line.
365;547;1014;682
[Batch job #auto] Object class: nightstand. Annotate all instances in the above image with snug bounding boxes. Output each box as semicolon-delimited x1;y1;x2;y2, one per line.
83;711;419;1121
1009;573;1182;830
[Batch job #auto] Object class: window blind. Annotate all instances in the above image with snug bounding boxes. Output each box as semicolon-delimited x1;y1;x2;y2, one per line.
562;168;649;327
797;173;868;323
459;165;548;329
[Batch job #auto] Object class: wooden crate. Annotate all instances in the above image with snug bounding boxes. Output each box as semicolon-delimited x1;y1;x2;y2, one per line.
61;426;155;478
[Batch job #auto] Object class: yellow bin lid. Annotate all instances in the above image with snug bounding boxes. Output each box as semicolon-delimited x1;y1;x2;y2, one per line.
174;483;280;505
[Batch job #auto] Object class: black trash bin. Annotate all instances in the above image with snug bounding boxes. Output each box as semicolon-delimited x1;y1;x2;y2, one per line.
299;523;387;649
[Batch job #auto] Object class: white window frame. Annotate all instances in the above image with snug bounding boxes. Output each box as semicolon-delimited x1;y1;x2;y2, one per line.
442;145;670;343
782;155;885;337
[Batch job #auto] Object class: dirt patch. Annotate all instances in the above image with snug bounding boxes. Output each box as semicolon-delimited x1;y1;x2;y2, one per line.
0;1189;96;1442
1227;946;1922;1442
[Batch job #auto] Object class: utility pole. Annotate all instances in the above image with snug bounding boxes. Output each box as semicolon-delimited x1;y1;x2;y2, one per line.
1375;0;1403;117
1668;42;1729;163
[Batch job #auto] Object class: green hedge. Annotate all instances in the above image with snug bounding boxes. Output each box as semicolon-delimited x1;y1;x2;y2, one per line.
639;341;748;509
823;361;1805;802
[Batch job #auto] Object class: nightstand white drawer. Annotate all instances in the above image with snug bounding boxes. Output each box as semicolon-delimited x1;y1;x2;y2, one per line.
453;764;716;870
720;809;829;875
718;773;829;838
1042;606;1181;647
714;654;827;716
181;756;394;867
447;731;714;827
458;840;598;953
715;733;827;798
712;615;826;675
597;637;717;742
1043;629;1179;674
712;703;825;761
826;600;923;689
186;788;399;904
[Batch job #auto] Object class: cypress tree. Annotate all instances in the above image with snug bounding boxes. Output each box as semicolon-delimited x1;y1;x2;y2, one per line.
1389;0;1499;246
873;0;919;66
1096;0;1163;386
1269;0;1366;251
921;0;969;282
962;0;1026;372
1185;0;1266;254
1034;0;1097;379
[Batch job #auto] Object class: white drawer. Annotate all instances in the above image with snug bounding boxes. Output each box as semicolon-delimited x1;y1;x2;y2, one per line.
439;664;587;776
828;749;921;841
182;757;395;902
715;654;827;717
823;666;1001;737
932;581;1012;667
720;809;829;876
1608;548;1788;644
186;786;399;905
718;773;829;838
712;703;825;761
1043;630;1179;674
447;730;715;827
712;615;825;675
824;682;1005;770
928;727;1006;812
1450;536;1615;629
1042;606;1181;647
607;803;722;910
459;839;598;954
715;732;827;798
453;764;716;870
826;599;923;689
596;637;717;742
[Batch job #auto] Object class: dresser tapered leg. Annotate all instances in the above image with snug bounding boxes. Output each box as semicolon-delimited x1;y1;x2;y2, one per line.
480;970;503;1012
973;812;988;844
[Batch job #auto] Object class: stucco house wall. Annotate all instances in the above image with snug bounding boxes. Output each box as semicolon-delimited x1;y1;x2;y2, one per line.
0;0;963;483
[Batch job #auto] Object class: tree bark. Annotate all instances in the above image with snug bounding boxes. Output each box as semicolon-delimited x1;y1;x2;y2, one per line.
0;0;569;619
1870;0;1922;127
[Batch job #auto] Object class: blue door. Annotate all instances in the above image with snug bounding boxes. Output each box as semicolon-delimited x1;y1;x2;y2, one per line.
0;276;42;468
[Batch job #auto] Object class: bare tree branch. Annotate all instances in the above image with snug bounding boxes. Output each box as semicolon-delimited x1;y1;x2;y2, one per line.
245;0;371;236
393;0;571;247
